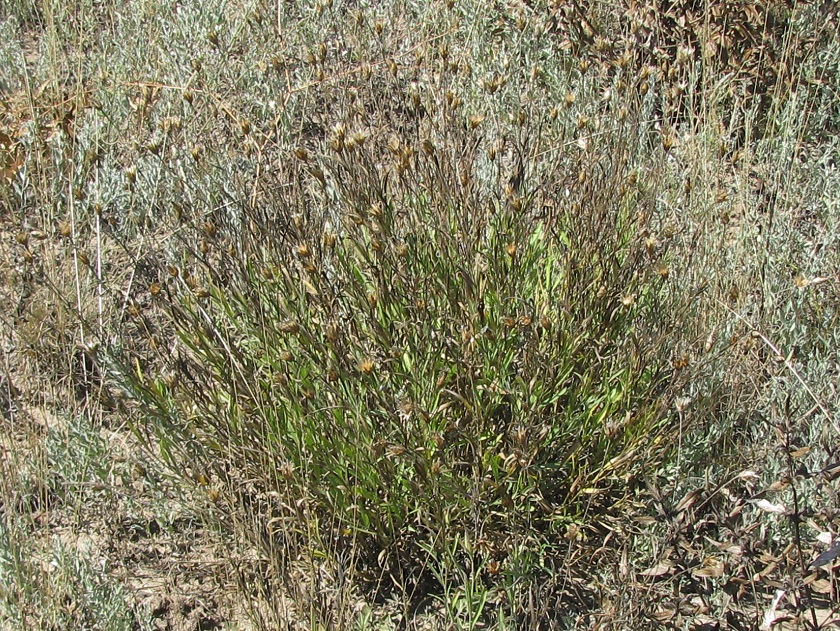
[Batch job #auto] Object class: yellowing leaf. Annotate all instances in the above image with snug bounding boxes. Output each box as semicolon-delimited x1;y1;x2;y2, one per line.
639;561;674;577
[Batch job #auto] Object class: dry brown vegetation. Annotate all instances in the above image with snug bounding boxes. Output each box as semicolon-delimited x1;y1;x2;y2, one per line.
1;0;839;629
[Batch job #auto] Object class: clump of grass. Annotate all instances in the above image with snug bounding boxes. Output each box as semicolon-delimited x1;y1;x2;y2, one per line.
109;39;696;620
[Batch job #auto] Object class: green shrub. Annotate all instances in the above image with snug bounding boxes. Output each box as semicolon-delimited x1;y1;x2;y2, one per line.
111;100;688;603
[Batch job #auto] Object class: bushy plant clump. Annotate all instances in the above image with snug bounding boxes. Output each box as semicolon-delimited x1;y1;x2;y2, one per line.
114;94;688;595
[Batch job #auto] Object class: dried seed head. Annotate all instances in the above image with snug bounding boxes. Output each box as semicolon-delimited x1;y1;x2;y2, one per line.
330;124;346;152
359;358;375;374
422;138;435;155
676;45;694;65
366;291;378;308
618;50;632;69
655;262;670;279
207;487;221;502
145;139;162;155
279;319;299;334
149;282;161;296
620;294;635;307
294;147;309;162
564;91;576;107
445;90;462;108
295;243;312;258
59;221;72;238
386;444;406;458
15;231;28;245
468;114;484;129
125;165;137;183
279;461;295;480
323;231;337;248
346;130;368;149
505;242;517;257
280;350;294;362
326;321;339;343
203;221;217;237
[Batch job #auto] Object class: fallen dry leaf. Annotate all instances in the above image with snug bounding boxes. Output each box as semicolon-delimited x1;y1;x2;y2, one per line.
692;556;725;579
753;499;787;515
639;561;674;577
